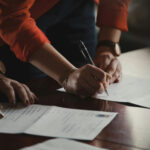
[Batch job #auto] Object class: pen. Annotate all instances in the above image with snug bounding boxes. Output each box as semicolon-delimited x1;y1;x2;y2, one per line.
78;40;109;96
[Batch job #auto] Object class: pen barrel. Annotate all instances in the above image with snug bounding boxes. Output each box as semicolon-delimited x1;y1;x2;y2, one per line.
78;40;95;65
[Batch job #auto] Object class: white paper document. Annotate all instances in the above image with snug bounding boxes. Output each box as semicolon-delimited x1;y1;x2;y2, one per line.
58;75;150;108
0;104;117;140
20;138;108;150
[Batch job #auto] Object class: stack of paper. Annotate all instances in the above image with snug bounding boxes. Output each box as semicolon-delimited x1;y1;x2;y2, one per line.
0;104;117;140
20;138;107;150
58;74;150;108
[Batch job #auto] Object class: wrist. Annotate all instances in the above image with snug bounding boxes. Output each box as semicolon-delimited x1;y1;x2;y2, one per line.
96;40;121;57
59;67;77;87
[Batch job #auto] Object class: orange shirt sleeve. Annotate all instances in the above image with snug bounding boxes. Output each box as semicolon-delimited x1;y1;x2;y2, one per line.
0;0;50;62
97;0;130;31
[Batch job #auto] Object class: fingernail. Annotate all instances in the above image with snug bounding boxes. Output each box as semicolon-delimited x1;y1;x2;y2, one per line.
116;79;120;83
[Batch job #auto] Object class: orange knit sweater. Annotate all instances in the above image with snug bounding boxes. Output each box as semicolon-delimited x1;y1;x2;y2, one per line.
0;0;130;61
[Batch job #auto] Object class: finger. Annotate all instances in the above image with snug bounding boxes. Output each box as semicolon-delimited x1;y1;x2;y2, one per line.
11;82;30;106
22;84;37;104
110;62;122;84
102;81;109;91
110;71;119;84
98;57;105;69
90;67;111;87
110;66;122;84
89;65;107;82
100;56;112;70
97;83;105;94
87;73;110;95
106;73;112;83
77;80;96;97
115;63;122;83
84;75;100;92
22;85;34;104
1;84;16;104
106;58;118;76
115;71;122;83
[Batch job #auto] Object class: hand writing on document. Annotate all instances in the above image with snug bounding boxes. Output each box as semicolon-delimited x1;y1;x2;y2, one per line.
63;64;111;98
95;48;122;84
0;74;38;106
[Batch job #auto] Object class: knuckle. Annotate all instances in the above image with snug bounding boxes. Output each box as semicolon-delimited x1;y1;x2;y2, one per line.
12;80;20;86
4;86;13;92
15;83;22;88
113;57;118;61
109;68;115;72
0;78;8;84
22;84;27;88
104;55;111;60
86;64;92;68
101;72;106;79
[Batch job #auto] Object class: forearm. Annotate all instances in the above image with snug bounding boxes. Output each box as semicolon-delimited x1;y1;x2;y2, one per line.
29;43;76;85
98;26;121;43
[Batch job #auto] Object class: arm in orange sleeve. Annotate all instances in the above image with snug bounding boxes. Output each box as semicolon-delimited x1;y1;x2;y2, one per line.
0;0;50;62
97;0;130;31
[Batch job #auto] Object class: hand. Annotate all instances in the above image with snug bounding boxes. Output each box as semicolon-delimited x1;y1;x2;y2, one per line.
0;74;38;106
94;47;122;84
62;64;111;97
0;104;3;119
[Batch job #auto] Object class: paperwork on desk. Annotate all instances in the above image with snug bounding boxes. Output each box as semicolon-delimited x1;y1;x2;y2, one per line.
20;138;107;150
0;104;116;140
58;74;150;108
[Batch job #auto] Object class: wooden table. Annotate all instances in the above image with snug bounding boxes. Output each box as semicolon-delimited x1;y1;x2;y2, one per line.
1;48;150;150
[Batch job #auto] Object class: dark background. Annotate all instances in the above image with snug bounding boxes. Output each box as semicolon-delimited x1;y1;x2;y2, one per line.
120;0;150;52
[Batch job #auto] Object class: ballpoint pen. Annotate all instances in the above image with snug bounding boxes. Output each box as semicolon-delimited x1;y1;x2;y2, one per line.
78;40;109;96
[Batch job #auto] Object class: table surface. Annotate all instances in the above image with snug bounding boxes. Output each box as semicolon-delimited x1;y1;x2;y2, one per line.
1;48;150;150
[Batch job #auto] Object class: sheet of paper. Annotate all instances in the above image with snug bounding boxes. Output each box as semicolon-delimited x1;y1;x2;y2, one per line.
0;104;116;140
0;104;50;133
96;75;150;101
58;74;150;107
131;94;150;108
20;138;108;150
26;106;117;140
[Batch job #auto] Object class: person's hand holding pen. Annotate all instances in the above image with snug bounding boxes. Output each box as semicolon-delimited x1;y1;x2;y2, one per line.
62;64;111;97
62;41;111;97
